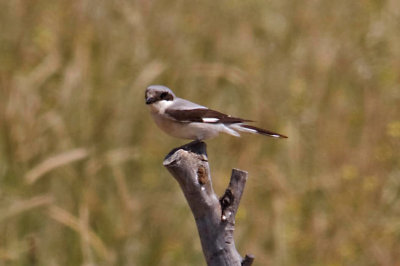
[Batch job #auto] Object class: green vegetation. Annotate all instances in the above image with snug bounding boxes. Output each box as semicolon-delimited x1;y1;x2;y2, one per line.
1;0;399;265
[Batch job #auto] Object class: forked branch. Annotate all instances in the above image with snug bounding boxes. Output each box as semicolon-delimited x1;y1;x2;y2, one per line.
163;141;254;266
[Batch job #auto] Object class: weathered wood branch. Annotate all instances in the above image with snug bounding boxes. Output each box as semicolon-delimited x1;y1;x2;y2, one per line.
163;141;254;266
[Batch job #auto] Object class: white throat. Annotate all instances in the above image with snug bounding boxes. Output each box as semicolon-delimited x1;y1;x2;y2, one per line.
149;100;174;114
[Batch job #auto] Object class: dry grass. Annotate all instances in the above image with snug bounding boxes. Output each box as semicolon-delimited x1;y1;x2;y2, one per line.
1;0;400;265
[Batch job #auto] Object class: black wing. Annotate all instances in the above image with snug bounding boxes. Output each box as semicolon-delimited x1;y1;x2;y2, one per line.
165;108;252;124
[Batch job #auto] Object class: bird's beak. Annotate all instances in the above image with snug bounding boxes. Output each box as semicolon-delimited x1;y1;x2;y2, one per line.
146;97;156;105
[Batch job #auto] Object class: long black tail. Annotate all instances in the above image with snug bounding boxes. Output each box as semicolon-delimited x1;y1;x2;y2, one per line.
239;124;288;138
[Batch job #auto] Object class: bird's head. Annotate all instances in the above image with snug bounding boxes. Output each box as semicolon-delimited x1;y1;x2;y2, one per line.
145;85;175;105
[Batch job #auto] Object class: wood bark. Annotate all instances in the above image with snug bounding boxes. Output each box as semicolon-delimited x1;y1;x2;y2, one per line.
163;141;254;266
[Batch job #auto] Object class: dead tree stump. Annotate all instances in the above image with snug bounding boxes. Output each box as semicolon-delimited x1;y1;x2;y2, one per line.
163;141;254;266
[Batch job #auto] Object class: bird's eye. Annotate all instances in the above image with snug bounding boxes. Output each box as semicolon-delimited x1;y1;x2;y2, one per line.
160;92;168;99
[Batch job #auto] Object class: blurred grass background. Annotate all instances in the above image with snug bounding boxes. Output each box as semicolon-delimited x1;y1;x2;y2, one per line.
1;0;400;265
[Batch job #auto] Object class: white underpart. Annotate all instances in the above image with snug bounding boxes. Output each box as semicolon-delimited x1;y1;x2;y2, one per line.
271;134;280;138
202;118;219;123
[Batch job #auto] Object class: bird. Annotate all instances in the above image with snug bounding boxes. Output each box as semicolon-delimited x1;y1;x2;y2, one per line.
145;85;288;141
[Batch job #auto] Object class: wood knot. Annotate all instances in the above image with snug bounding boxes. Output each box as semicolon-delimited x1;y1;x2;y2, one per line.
220;189;233;209
197;165;208;185
220;189;235;221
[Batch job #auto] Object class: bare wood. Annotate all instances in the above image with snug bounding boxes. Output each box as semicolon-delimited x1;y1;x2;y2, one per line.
163;141;254;266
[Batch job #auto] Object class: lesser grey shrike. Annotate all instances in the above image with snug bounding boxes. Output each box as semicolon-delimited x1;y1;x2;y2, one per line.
145;85;288;141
